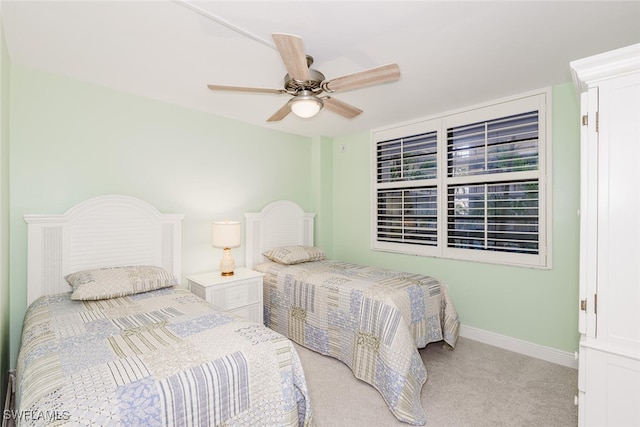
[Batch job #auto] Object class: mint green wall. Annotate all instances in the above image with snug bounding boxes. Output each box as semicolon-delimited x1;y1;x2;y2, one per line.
331;84;581;353
0;15;11;404
311;135;334;254
8;65;314;366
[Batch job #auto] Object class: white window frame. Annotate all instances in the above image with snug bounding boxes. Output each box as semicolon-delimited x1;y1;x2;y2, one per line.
371;88;552;268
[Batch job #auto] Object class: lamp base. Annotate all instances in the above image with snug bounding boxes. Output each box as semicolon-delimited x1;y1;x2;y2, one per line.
219;247;236;276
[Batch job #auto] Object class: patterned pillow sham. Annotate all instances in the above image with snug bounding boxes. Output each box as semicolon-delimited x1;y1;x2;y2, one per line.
263;245;326;265
65;265;178;300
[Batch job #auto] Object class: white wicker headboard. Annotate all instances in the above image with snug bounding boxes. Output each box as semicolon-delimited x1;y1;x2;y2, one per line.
24;195;184;305
245;200;315;268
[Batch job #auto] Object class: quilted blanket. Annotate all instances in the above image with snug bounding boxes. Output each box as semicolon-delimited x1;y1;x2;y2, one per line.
255;259;460;425
15;287;312;427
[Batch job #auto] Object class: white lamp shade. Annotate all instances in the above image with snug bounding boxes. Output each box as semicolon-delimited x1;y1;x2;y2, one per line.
212;220;241;248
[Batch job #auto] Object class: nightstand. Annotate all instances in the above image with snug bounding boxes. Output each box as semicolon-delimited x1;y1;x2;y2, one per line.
187;268;264;324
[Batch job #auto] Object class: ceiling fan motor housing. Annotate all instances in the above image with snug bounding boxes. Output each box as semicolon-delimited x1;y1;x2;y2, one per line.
284;68;326;93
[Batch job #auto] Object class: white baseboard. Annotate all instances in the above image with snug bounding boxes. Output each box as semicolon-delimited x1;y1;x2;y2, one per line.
459;325;578;369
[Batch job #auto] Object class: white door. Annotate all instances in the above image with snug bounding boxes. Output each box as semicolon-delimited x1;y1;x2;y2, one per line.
596;72;640;352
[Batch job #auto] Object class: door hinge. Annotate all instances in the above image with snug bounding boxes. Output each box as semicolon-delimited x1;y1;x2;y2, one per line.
581;112;599;132
594;294;598;314
580;299;587;311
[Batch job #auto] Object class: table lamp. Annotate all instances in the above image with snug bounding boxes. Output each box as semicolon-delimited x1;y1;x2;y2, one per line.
211;220;241;276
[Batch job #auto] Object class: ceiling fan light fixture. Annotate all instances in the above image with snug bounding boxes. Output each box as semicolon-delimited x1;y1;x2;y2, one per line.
288;91;324;118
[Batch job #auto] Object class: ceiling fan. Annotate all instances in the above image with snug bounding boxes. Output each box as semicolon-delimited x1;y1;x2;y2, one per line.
207;33;401;122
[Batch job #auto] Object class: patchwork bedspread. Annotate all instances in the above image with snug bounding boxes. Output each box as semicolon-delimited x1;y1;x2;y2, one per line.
16;287;312;427
255;259;460;426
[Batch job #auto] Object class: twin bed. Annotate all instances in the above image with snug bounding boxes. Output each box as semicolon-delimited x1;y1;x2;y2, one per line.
245;200;460;425
16;196;459;426
17;196;311;426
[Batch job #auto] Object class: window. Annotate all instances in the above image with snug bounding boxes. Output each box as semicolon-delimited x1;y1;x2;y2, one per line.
377;131;438;247
372;90;551;268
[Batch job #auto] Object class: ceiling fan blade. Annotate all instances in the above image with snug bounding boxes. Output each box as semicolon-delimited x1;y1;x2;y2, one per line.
272;33;310;82
322;97;363;119
207;84;285;95
323;63;400;93
266;102;292;122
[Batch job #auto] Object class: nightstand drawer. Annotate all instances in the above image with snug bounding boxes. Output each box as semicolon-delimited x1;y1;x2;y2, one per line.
228;303;263;324
186;268;264;324
211;279;261;311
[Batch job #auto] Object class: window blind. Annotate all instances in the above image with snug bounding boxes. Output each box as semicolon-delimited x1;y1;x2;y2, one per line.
447;111;538;177
447;181;539;253
377;131;437;183
377;188;438;246
445;111;540;254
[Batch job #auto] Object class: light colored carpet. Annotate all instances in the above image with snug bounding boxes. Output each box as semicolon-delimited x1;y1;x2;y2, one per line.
295;337;578;426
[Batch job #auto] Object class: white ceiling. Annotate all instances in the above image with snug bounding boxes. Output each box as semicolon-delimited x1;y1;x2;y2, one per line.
2;1;639;138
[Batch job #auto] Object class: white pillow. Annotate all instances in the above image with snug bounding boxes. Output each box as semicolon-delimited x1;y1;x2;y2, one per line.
65;265;178;300
263;245;326;265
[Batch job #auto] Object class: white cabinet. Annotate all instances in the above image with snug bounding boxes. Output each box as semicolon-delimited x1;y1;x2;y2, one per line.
571;44;640;427
187;268;264;324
